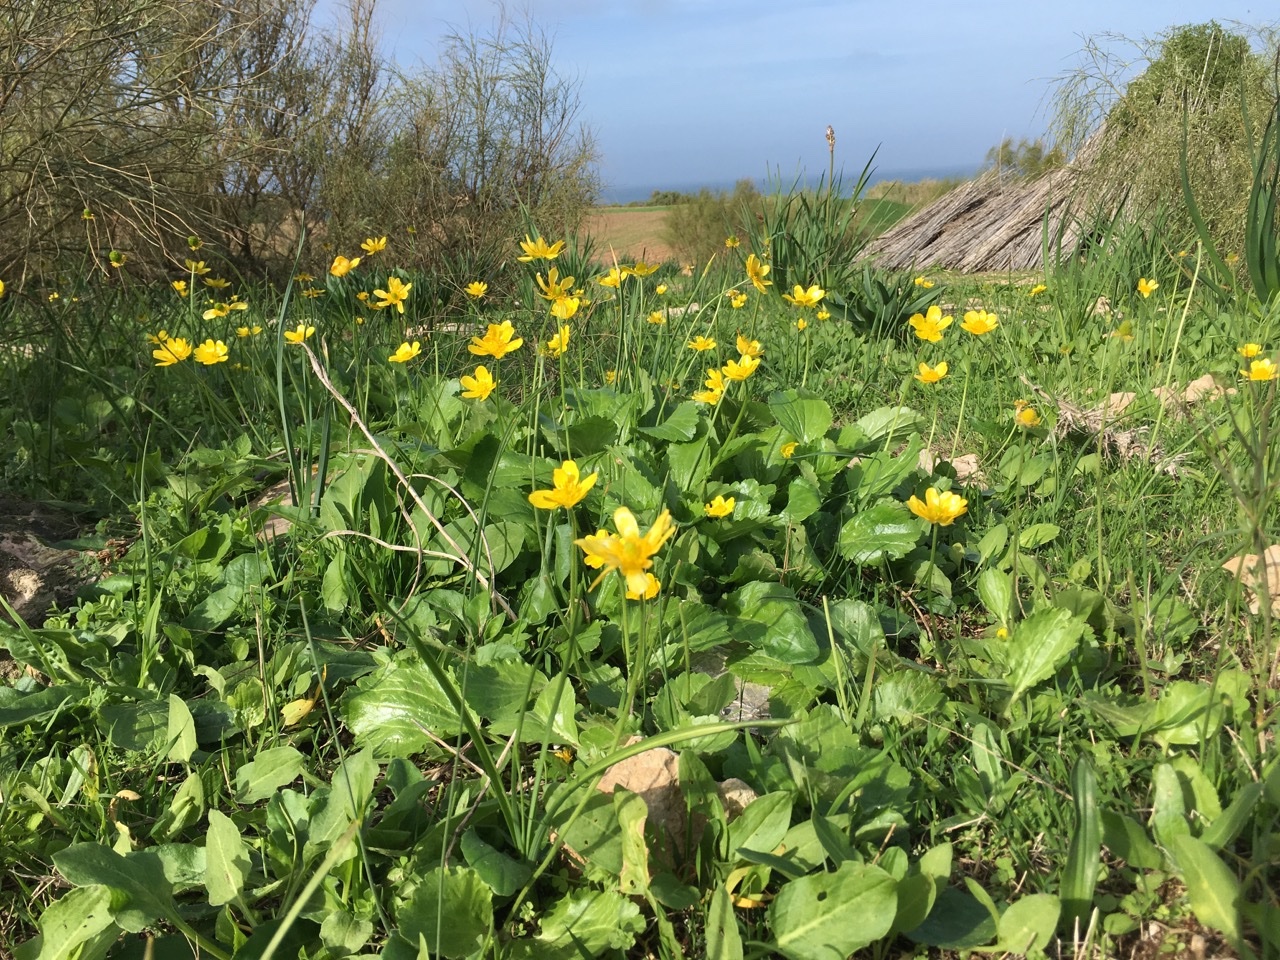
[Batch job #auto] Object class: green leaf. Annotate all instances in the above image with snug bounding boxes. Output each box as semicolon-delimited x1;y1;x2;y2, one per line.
638;401;700;442
667;436;711;490
32;886;118;960
706;884;744;960
234;746;305;803
343;660;463;757
1101;812;1163;871
976;569;1013;625
725;582;819;664
996;894;1061;953
781;478;821;523
1004;607;1088;703
0;684;88;729
165;695;196;764
460;829;531;897
768;861;897;959
727;791;792;863
1201;782;1264;850
1061;759;1102;927
769;391;832;444
615;791;651;897
838;500;919;565
855;406;924;443
205;809;249;907
399;865;493;959
510;890;643;958
1170;835;1243;948
907;887;998;949
99;700;168;755
52;845;176;934
1017;523;1061;549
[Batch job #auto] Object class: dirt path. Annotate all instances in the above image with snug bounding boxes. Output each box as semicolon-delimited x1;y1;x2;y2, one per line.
581;208;675;265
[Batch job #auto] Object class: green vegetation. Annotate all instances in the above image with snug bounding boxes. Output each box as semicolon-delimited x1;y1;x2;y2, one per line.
2;12;1280;960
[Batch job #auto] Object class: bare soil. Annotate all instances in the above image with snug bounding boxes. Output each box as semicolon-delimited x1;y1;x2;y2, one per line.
581;208;675;265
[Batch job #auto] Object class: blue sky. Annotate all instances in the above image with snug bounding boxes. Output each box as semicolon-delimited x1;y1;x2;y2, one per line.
323;0;1274;198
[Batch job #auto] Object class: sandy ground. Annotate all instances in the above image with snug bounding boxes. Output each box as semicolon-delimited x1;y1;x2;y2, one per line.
581;208;676;265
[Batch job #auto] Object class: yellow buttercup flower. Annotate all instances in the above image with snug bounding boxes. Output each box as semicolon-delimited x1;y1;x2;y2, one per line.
574;506;676;596
1238;343;1263;358
302;287;325;299
48;292;59;301
466;281;488;298
722;354;760;381
1137;277;1159;298
1014;401;1041;428
460;365;497;400
203;276;231;289
1242;358;1277;381
960;310;999;335
544;325;570;357
730;291;748;309
598;266;629;288
203;303;230;320
907;487;968;526
236;325;263;337
146;330;170;344
388;341;421;363
693;367;725;404
153;337;192;366
736;334;763;358
361;236;388;255
186;259;211;276
284;324;315;344
0;279;5;298
688;335;717;352
294;272;315;283
914;360;948;384
625;572;661;601
172;279;188;297
550;296;580;320
604;370;617;385
782;283;825;308
1028;283;1047;297
630;261;659;277
356;291;370;302
529;459;598;510
330;255;361;277
193;339;229;365
908;305;953;342
703;495;735;518
745;253;771;293
518;235;565;262
781;441;798;458
108;251;126;269
816;308;830;321
647;311;667;325
724;235;740;248
795;318;808;331
656;283;669;295
536;267;575;301
913;276;935;289
374;276;412;313
469;320;524;359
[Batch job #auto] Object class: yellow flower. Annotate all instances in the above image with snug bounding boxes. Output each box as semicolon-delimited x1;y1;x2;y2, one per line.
81;208;94;220
630;261;659;277
469;320;524;359
202;303;230;320
108;251;126;269
356;291;370;302
730;292;749;309
1225;252;1240;265
656;283;669;295
544;325;570;357
604;370;617;385
795;318;808;331
302;287;325;299
693;367;726;404
816;308;830;321
736;334;763;358
203;277;231;289
536;267;575;301
574;506;676;596
153;337;192;366
647;311;667;325
330;255;361;277
1107;320;1134;342
284;324;315;344
598;266;629;288
172;279;188;297
907;487;968;526
193;339;229;365
294;272;315;283
1238;343;1263;358
466;281;488;298
1137;277;1159;298
960;310;999;335
48;292;59;301
1243;358;1277;381
996;627;1009;639
146;329;170;344
913;276;935;289
374;276;412;313
460;364;497;400
1175;249;1188;259
236;325;262;337
625;572;661;601
781;441;798;458
551;296;580;320
518;235;565;262
529;459;598;510
725;235;740;248
914;360;948;384
782;283;826;308
745;253;771;293
0;279;5;298
388;341;421;363
1028;283;1047;297
908;305;953;342
688;335;717;352
722;354;760;381
361;236;388;255
1014;401;1041;428
186;259;211;276
704;495;735;518
187;235;202;251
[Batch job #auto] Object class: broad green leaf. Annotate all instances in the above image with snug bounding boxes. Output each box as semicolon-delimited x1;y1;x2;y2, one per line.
996;894;1060;953
399;866;493;959
976;569;1013;625
1017;522;1061;549
855;405;924;443
0;684;88;729
768;391;832;444
1004;607;1088;703
706;884;744;960
521;678;579;747
1061;759;1102;927
768;861;897;959
205;809;249;907
509;890;644;959
838;500;918;565
615;791;650;897
907;886;998;949
1170;835;1243;948
99;700;169;755
781;478;821;523
52;845;175;934
872;670;945;726
461;828;531;897
343;660;463;757
1200;782;1264;850
165;695;196;764
1150;762;1191;847
727;792;792;863
638;401;700;442
725;582;819;664
234;746;305;803
33;886;118;960
667;436;711;489
1101;812;1163;871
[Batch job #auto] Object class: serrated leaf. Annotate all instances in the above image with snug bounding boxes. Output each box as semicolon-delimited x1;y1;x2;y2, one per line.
1004;607;1087;703
400;866;493;959
769;391;832;444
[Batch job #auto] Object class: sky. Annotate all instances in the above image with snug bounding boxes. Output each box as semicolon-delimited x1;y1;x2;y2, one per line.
318;0;1274;200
